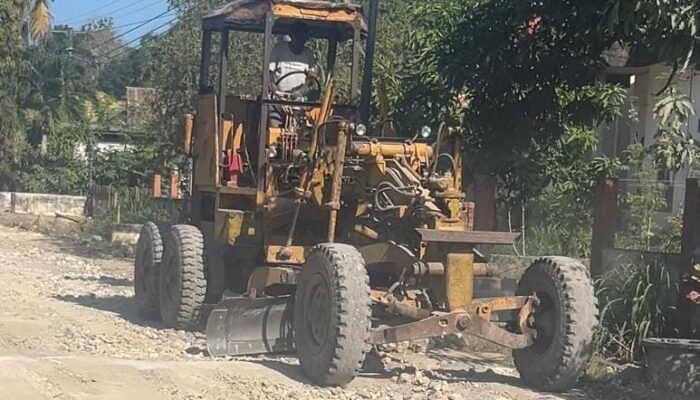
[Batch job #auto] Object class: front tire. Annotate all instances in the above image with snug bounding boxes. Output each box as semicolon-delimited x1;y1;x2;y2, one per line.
295;244;371;386
134;222;168;320
513;257;598;392
159;225;207;330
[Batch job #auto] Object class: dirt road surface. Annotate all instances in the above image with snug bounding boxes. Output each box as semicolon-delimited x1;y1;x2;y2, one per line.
0;222;688;400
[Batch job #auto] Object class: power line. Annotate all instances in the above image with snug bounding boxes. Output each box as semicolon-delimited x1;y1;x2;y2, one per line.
55;0;123;24
112;11;177;30
111;0;166;21
100;17;177;62
93;8;175;53
58;0;165;28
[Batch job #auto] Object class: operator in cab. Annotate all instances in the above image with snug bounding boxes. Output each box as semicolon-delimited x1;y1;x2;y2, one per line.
268;22;316;127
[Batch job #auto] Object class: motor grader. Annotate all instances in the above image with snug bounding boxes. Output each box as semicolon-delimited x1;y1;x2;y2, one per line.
133;0;597;391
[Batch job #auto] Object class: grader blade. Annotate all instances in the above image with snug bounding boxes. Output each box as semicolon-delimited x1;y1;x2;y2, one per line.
205;296;295;357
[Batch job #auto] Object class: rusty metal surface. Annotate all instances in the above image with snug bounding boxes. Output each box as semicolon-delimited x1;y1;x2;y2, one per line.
445;253;474;311
473;262;494;276
183;114;194;155
417;229;518;245
246;266;299;298
350;141;433;162
369;310;533;349
383;295;431;320
326;128;347;242
358;242;419;268
265;245;306;264
469;296;531;312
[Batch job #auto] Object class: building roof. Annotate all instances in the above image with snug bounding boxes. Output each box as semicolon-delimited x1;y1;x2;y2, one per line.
202;0;366;41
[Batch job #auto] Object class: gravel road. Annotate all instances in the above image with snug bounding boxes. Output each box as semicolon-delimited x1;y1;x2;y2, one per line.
0;220;689;400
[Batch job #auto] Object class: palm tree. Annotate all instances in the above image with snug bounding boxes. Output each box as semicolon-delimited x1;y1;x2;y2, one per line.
28;0;51;42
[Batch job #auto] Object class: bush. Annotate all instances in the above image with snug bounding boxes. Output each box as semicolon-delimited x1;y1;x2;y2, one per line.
593;257;678;362
84;187;169;239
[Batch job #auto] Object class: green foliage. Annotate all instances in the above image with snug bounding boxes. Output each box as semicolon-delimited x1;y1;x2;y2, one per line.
594;258;678;362
652;86;698;171
372;0;471;132
615;144;684;253
14;123;90;194
416;0;700;193
0;0;25;190
87;187;169;239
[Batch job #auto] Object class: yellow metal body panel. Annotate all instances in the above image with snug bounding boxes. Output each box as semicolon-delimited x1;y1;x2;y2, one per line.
193;94;218;187
445;253;474;311
214;209;256;245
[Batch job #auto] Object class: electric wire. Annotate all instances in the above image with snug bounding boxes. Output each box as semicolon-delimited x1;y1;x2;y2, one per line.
93;7;175;52
58;0;166;28
99;17;177;61
55;0;124;24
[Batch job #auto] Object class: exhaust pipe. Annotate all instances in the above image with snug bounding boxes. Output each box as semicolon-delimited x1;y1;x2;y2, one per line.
359;0;379;125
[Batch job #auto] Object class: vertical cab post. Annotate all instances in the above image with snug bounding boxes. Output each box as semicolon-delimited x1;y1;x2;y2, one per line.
218;29;230;117
256;11;275;210
199;30;213;94
326;35;338;77
349;16;361;105
359;0;379;124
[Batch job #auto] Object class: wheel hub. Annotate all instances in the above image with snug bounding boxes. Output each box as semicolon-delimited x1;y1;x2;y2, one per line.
305;277;331;347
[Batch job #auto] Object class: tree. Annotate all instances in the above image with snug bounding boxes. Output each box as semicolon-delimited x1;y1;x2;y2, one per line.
432;0;700;180
27;0;51;42
0;0;26;190
19;24;99;146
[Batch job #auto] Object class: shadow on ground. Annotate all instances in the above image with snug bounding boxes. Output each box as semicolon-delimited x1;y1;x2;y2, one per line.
48;236;133;261
53;293;211;332
53;293;165;330
63;274;132;286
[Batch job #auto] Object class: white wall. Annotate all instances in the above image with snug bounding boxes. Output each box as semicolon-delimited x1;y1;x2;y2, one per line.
599;65;699;216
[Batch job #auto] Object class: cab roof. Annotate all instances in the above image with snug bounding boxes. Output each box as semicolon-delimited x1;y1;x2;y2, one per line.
202;0;366;41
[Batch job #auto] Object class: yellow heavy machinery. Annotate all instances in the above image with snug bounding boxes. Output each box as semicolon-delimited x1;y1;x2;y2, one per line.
133;0;597;390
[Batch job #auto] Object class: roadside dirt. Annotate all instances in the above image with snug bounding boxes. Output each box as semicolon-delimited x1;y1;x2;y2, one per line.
0;218;691;400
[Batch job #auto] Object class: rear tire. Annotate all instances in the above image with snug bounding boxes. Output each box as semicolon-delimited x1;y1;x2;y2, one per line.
295;244;371;386
134;222;168;320
159;225;207;330
513;257;598;392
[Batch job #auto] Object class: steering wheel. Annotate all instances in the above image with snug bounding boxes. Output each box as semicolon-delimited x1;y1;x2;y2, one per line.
272;70;322;100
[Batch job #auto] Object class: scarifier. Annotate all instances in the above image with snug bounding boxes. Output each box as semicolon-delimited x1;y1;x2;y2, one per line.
133;0;598;391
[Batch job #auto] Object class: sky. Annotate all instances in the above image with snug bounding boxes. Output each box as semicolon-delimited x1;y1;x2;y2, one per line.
52;0;173;44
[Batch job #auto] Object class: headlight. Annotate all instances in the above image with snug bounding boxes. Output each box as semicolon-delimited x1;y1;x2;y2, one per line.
355;124;367;136
420;125;432;138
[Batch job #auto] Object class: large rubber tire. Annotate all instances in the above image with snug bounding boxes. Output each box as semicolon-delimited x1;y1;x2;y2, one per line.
134;222;168;320
204;244;227;304
295;244;372;386
159;225;207;330
513;257;598;392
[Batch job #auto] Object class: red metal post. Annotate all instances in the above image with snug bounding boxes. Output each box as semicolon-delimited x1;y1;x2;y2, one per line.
152;173;162;198
590;178;618;276
679;178;699;337
473;174;497;231
170;171;179;199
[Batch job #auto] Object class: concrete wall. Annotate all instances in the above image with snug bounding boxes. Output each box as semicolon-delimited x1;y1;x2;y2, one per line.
602;247;681;275
0;192;11;212
111;224;142;245
10;192;86;217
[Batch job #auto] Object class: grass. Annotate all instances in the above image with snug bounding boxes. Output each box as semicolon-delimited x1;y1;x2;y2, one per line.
593;256;678;362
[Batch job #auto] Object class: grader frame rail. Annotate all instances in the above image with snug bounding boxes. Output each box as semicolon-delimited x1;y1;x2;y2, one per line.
133;0;598;392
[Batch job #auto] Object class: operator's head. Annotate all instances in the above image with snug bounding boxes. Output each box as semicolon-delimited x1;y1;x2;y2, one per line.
289;22;309;53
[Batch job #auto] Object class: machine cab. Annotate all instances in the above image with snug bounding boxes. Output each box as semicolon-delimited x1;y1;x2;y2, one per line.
190;0;368;193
